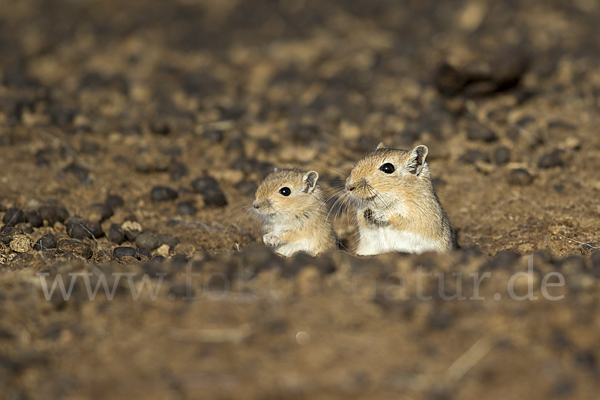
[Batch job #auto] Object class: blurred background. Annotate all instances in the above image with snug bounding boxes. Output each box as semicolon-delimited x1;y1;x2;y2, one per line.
1;0;600;399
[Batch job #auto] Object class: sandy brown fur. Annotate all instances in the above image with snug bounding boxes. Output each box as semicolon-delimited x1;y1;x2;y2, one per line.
254;168;336;256
346;145;454;254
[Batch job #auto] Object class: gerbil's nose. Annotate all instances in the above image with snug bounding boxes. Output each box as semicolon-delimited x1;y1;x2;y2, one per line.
346;183;355;192
252;201;260;209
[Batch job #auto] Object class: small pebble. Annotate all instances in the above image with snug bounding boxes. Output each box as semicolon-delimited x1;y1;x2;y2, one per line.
91;203;114;221
538;149;564;169
156;244;170;257
174;243;196;257
151;186;179;202
177;201;197;215
38;206;68;226
494;146;511;165
136;231;161;251
158;233;180;248
459;150;490;164
10;234;31;253
507;168;533;186
63;163;91;184
0;226;19;244
34;234;57;251
113;246;138;259
107;223;125;244
57;238;93;259
191;177;227;207
467;125;497;142
2;207;26;226
170;163;188;181
25;210;43;228
122;220;143;241
106;194;124;210
15;222;33;234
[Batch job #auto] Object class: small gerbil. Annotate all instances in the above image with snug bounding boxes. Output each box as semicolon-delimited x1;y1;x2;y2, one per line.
344;143;454;255
253;168;336;257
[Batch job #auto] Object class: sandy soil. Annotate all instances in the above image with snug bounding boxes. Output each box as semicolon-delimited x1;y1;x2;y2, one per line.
1;0;600;399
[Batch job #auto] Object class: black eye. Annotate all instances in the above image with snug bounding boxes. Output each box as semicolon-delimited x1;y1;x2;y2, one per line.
379;163;395;174
279;187;291;196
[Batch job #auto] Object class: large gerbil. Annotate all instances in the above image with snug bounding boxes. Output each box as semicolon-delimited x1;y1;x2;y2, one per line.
345;143;454;255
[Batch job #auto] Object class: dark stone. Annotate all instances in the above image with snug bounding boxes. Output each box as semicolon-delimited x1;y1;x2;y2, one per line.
0;226;19;244
467;125;497;142
80;141;100;154
494;146;511;165
25;210;43;228
538;149;564;169
151;186;179;202
150;120;171;135
158;233;180;248
575;350;596;370
257;138;276;151
63;163;91;184
231;157;258;174
113;246;138;259
234;180;258;197
50;105;76;125
434;50;531;98
177;201;197;216
106;194;124;211
15;222;33;234
507;169;533;186
34;234;57;251
2;208;26;226
191;177;227;207
554;184;564;192
67;218;103;240
57;238;93;259
124;226;141;242
242;244;282;274
459;150;490;164
91;203;113;221
170;163;188;181
107;224;125;244
38;206;58;226
136;232;161;251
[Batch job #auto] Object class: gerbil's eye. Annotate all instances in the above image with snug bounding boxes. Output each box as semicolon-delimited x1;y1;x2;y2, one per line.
379;163;395;174
279;187;291;196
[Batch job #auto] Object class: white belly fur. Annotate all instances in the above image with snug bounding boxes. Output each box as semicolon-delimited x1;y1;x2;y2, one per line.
356;224;443;255
276;239;317;257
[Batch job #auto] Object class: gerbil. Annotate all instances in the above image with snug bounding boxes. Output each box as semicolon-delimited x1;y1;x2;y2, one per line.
253;168;336;257
345;143;454;255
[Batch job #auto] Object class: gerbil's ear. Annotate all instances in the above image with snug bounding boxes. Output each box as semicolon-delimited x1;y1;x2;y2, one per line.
376;142;386;150
302;171;319;193
407;145;429;175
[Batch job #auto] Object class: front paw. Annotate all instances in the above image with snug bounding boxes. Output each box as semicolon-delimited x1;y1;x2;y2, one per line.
263;234;283;247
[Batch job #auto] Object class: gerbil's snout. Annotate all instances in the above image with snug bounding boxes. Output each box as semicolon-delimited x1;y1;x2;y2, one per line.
252;201;260;209
346;183;355;192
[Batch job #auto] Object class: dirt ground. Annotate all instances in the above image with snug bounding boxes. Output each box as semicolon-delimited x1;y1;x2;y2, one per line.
1;0;600;399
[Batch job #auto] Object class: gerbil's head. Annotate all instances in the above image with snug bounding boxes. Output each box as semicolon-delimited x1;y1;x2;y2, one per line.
345;143;431;203
253;168;322;222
